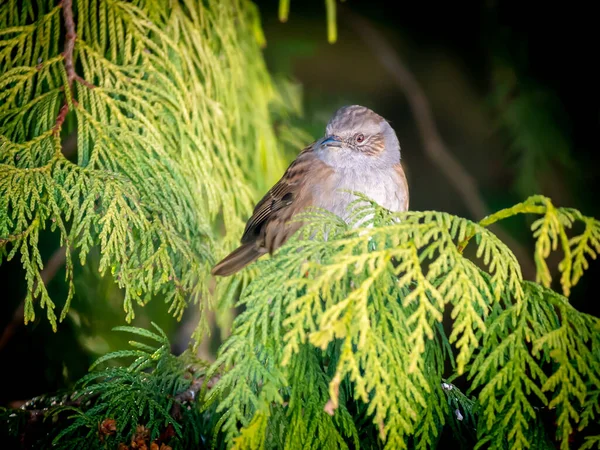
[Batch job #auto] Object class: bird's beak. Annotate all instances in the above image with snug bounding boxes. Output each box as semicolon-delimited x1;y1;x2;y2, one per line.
321;135;342;148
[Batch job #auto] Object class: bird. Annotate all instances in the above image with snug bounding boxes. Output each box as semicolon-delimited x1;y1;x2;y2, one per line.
211;105;409;276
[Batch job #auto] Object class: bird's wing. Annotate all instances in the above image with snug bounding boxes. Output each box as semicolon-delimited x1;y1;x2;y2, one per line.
240;142;327;247
394;162;410;211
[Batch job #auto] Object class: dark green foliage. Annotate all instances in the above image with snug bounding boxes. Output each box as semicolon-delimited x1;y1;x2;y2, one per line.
1;324;215;449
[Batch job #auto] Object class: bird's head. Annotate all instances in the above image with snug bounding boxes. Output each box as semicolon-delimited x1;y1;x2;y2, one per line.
317;105;401;170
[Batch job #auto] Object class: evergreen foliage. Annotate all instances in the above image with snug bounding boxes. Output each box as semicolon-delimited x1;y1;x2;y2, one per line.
207;195;600;449
0;0;293;338
2;323;215;449
1;1;600;450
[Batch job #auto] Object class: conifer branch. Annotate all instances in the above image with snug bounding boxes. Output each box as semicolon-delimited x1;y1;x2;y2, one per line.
2;0;289;334
457;198;547;253
209;198;599;448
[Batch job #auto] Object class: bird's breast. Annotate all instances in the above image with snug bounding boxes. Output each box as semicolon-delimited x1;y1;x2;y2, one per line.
311;166;406;223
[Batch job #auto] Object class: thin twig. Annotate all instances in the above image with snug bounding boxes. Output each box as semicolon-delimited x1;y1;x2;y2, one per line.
170;374;220;420
53;0;94;135
457;204;547;253
61;0;77;86
53;0;77;135
173;378;205;404
53;103;70;134
344;9;535;277
10;394;83;412
0;248;66;351
0;219;38;245
74;73;95;89
7;390;94;448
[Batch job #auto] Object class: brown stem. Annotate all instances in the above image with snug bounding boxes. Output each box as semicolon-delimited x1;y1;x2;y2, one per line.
344;11;486;218
0;247;67;351
61;0;77;87
175;373;220;403
53;103;70;135
74;73;95;90
7;391;94;448
0;220;38;245
343;8;535;277
170;374;220;420
53;0;76;135
53;0;94;136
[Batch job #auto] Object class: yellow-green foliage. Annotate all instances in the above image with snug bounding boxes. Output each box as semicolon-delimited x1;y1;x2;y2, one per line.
208;195;600;450
2;2;600;449
0;0;292;333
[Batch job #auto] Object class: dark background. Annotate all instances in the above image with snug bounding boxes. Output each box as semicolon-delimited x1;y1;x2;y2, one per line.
1;0;598;431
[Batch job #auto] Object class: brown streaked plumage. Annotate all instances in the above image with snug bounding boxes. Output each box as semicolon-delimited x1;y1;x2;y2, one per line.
211;144;333;276
211;105;409;276
394;163;410;211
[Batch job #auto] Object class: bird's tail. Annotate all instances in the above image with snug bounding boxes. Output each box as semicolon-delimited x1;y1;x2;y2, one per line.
211;243;265;277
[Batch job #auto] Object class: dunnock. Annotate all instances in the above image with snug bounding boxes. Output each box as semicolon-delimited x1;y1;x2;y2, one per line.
212;105;409;276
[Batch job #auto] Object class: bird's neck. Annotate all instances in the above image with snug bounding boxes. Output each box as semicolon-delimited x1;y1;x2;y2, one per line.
315;146;400;171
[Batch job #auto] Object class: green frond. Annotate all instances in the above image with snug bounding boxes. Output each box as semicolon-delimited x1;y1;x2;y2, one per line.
570;215;600;286
209;196;600;448
470;283;552;450
1;0;299;336
467;195;600;297
470;281;600;450
0;324;214;449
532;290;600;449
581;435;600;450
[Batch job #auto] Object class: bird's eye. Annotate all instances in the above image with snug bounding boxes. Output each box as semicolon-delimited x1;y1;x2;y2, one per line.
355;133;365;143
